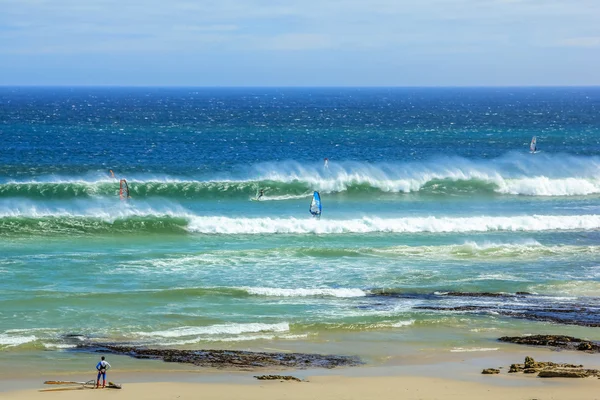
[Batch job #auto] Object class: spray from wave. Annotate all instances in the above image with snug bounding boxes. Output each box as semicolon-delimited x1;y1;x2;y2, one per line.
2;202;600;235
2;153;600;199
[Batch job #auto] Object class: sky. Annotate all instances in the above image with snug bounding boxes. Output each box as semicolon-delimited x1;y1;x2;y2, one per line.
0;0;599;86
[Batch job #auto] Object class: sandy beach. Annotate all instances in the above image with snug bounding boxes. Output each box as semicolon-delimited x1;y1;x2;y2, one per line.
2;345;599;400
2;374;600;400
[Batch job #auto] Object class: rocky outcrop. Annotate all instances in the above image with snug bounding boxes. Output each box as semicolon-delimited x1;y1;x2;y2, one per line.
444;292;526;298
506;356;597;378
508;356;582;373
508;363;524;373
415;305;487;312
538;369;598;378
255;375;302;382
499;335;600;353
76;343;362;370
481;368;500;374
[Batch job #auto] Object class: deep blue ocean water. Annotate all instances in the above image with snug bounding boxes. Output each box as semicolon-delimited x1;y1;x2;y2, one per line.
1;87;599;366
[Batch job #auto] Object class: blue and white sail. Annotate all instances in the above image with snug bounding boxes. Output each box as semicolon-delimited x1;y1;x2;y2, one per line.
310;191;322;218
530;136;537;153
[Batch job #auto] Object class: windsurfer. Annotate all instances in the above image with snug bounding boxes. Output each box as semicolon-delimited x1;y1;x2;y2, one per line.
310;191;322;219
119;179;131;200
530;136;537;153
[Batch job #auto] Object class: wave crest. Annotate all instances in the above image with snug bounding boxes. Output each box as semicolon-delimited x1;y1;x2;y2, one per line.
3;154;600;199
3;211;600;235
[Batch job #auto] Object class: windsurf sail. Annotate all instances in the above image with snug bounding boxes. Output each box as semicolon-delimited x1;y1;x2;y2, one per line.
530;136;537;152
310;191;322;218
119;179;130;200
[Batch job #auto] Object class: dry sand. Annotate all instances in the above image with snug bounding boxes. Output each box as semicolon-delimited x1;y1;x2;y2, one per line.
2;375;599;400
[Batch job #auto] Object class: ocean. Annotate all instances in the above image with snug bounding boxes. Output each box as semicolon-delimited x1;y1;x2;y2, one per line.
1;87;599;370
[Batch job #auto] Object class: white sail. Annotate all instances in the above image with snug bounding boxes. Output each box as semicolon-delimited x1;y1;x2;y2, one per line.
530;136;537;153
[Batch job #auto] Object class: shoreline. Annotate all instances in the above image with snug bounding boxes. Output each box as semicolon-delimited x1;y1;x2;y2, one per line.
2;344;599;395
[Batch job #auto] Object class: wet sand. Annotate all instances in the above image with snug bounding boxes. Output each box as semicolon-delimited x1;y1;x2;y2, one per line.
2;374;599;400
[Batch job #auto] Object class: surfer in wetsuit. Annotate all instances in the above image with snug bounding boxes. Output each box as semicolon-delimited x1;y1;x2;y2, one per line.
324;158;329;168
257;189;264;200
96;356;111;388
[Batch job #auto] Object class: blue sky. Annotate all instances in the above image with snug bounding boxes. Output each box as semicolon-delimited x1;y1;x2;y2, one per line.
0;0;599;86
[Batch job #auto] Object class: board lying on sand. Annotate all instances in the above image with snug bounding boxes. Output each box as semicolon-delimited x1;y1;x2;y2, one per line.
41;380;122;391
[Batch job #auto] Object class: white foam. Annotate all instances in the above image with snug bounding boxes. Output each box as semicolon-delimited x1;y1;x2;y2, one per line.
376;239;591;259
469;328;498;333
0;199;191;221
244;287;367;298
42;343;77;349
257;194;312;201
251;156;600;196
391;320;416;328
0;334;36;347
499;177;600;196
450;347;499;352
6;153;600;197
138;322;290;338
186;214;600;234
528;281;600;297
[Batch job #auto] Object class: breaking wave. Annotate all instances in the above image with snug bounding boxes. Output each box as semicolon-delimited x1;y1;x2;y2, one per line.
185;214;600;234
2;207;600;235
136;322;290;338
2;153;600;199
244;287;367;298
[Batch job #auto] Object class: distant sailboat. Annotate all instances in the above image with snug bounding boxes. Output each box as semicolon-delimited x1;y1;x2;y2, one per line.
530;136;537;153
310;191;322;219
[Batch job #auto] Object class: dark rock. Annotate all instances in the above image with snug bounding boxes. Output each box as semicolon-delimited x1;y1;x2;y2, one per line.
498;335;600;353
444;292;513;298
481;368;500;374
538;369;599;378
507;357;585;375
504;313;600;328
524;356;536;369
509;364;524;373
414;305;488;312
75;342;362;370
255;375;302;382
577;342;594;351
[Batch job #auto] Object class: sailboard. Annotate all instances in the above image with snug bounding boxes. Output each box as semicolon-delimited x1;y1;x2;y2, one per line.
42;380;121;391
119;179;130;200
309;191;322;219
529;136;537;153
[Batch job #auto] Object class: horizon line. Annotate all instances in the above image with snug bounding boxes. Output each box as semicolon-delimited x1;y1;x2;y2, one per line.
1;84;600;89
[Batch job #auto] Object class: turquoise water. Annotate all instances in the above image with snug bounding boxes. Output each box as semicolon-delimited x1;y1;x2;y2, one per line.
1;87;599;364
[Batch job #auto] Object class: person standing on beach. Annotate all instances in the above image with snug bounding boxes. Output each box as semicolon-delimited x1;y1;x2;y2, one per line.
96;356;111;388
